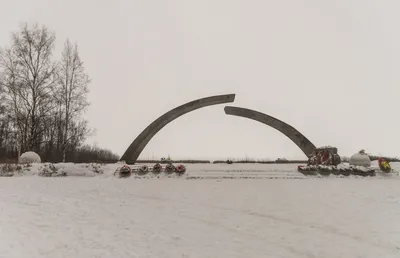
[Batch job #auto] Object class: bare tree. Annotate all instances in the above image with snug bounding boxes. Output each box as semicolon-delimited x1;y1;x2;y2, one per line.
0;22;58;152
0;22;114;163
57;39;91;162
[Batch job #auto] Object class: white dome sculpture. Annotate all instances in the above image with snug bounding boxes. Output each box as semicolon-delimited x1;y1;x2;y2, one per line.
349;150;371;167
19;151;41;164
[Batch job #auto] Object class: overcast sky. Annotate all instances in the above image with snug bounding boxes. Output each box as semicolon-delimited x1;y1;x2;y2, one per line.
1;0;399;160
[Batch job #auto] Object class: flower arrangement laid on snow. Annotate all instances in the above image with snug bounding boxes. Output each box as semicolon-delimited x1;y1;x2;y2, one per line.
298;146;376;177
153;163;162;173
138;165;149;175
175;164;186;175
165;164;175;173
113;162;189;178
115;164;132;178
378;157;392;173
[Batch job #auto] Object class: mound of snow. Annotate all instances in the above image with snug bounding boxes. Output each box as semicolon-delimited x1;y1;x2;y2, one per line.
56;163;100;177
38;163;67;177
19;151;41;164
349;152;371;167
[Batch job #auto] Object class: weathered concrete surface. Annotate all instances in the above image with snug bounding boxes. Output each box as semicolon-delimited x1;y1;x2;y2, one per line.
224;106;316;158
121;94;236;164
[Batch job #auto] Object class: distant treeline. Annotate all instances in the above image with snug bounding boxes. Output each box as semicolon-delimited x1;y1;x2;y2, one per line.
0;144;119;164
213;159;308;164
136;159;211;164
135;156;400;164
62;145;119;163
135;159;308;164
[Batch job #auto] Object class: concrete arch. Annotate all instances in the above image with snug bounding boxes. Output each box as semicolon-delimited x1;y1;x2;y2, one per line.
120;94;236;164
224;106;316;158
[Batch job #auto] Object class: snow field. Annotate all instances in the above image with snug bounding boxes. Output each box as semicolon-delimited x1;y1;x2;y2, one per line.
0;170;400;257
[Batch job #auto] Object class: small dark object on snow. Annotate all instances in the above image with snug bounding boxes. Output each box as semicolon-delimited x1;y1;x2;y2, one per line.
175;164;186;175
165;164;175;174
138;165;149;175
118;165;132;178
153;163;162;174
307;147;341;166
378;157;392;173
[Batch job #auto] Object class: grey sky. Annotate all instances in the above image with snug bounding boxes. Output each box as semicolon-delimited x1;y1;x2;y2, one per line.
1;0;399;160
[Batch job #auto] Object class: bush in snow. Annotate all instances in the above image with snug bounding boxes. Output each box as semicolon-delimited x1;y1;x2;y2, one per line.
0;163;22;177
19;151;41;164
38;163;66;177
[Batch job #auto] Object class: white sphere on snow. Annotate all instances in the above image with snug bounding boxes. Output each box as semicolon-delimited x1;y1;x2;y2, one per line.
19;151;41;164
349;151;371;167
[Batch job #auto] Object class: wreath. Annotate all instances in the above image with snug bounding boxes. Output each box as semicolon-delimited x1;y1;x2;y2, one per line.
118;165;132;178
139;165;149;175
175;164;186;175
165;164;175;173
153;163;162;173
379;161;391;173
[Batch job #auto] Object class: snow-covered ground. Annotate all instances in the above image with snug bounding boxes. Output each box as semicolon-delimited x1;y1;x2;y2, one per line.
1;163;400;258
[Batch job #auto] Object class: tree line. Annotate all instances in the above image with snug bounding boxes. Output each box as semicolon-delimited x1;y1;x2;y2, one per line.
0;22;119;163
